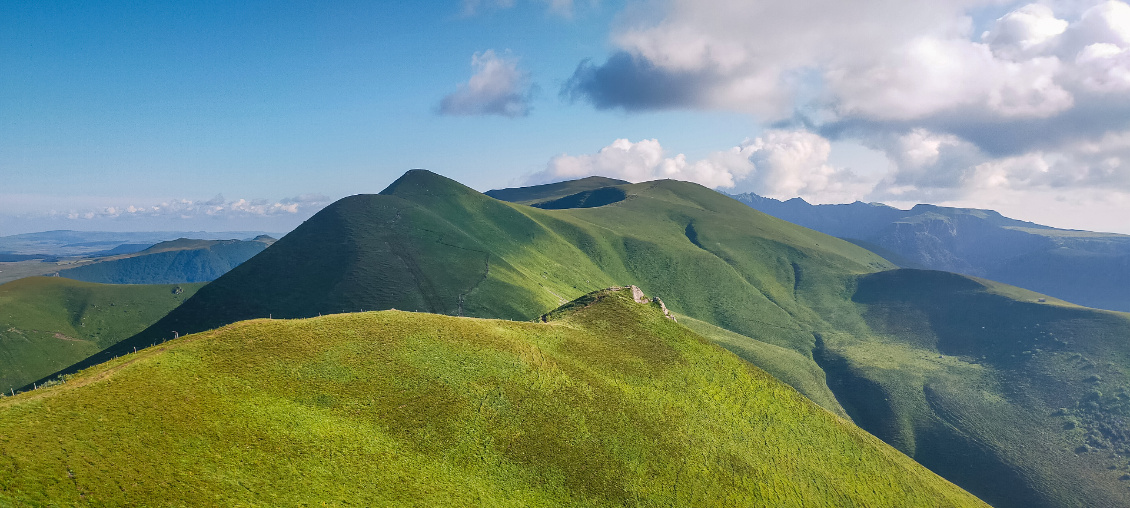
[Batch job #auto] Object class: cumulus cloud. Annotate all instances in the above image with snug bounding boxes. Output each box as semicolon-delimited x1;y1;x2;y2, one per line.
439;50;534;118
742;130;873;202
40;194;330;222
563;0;1130;209
531;138;752;188
529;131;871;203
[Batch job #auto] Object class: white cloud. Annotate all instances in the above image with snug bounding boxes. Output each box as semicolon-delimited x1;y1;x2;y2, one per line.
567;2;1130;139
531;138;753;188
439;50;534;118
562;0;1130;219
529;131;873;203
742;130;873;202
983;4;1068;59
32;194;331;222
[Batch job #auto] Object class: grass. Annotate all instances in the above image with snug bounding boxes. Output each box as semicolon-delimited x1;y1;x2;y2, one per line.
0;289;985;507
827;268;1130;508
28;170;1130;507
0;277;202;392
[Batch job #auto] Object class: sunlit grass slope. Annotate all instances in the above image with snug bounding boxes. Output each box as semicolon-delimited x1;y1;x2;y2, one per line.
0;289;985;507
0;277;201;392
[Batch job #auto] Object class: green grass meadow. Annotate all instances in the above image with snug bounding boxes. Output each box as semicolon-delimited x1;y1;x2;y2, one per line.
0;289;985;507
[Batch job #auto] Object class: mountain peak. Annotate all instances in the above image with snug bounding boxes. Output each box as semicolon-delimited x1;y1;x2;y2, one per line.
378;169;477;198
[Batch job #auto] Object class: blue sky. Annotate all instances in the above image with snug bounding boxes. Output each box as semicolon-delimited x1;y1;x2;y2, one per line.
5;0;1130;235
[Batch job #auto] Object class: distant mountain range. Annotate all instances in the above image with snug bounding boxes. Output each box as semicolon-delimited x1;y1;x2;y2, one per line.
731;193;1130;312
0;230;278;257
56;236;275;284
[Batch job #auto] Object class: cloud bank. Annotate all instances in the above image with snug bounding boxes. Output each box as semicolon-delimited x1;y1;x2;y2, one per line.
563;0;1130;208
439;50;534;118
529;131;869;203
20;194;331;222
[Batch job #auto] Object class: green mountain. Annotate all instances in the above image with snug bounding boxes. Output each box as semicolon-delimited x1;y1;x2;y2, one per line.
55;236;274;284
0;288;985;507
732;192;1130;312
59;170;888;410
35;170;1130;507
0;277;203;392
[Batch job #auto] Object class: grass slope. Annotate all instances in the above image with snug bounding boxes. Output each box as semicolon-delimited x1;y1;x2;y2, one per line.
822;269;1130;508
0;289;985;507
0;277;202;392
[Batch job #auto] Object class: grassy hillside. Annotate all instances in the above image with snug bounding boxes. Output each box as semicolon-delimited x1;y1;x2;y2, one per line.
0;277;202;392
35;170;1130;506
57;170;889;399
56;237;272;284
0;288;985;507
824;269;1130;507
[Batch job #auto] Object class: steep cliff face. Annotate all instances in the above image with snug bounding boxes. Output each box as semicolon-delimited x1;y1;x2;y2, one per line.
873;213;1052;275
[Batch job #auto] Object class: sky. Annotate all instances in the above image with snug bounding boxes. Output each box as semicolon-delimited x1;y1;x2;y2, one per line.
4;0;1130;235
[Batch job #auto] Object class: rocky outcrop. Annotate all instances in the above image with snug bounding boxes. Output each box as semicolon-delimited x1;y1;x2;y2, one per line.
626;285;677;322
540;286;678;323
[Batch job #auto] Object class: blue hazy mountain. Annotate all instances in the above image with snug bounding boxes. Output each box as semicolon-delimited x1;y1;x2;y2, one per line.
732;193;1130;312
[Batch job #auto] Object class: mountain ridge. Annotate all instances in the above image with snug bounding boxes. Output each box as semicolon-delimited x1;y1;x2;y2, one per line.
731;191;1130;312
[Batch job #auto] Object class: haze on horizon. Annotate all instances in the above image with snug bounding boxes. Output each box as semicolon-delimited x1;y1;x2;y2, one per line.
5;0;1130;235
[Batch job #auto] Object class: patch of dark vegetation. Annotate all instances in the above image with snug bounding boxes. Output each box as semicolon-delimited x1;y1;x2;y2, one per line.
1056;384;1130;470
533;187;627;209
684;223;703;249
485;176;628;204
